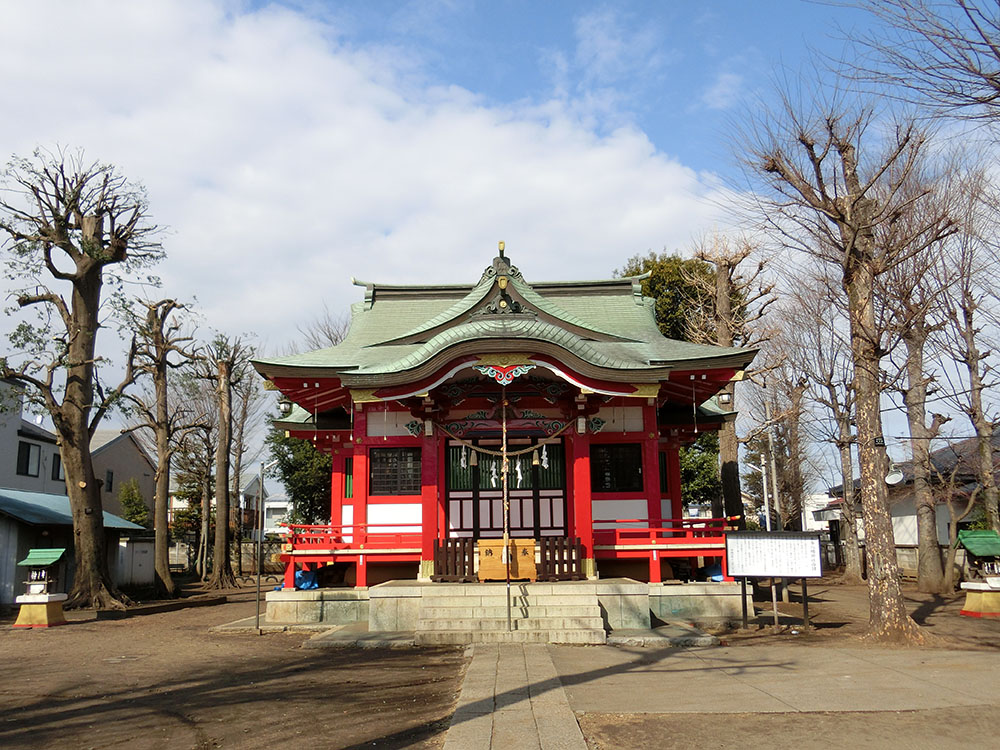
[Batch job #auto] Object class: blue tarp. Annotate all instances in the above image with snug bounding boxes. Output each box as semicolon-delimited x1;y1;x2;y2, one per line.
295;569;319;590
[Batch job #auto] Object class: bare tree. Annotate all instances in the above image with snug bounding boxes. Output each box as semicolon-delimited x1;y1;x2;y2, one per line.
0;149;161;609
202;335;254;589
230;345;266;574
686;233;775;523
173;374;217;578
743;89;953;641
877;170;959;592
936;169;1000;531
782;267;865;580
297;302;350;351
855;1;1000;121
125;300;203;596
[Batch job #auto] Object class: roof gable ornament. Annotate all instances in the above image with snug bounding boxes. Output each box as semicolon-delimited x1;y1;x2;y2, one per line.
475;241;533;316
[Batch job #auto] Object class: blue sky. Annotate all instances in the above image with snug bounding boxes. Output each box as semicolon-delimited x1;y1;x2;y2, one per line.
313;1;875;171
0;1;910;481
0;1;878;345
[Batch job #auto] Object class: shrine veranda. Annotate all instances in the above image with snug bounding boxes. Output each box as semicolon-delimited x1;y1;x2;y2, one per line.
252;249;757;629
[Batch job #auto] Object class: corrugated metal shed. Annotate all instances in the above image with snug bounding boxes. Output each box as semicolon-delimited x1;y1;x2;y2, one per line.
0;488;143;530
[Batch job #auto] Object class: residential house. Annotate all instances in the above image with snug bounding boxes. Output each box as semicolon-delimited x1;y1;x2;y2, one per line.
0;488;146;605
1;379;156;520
820;433;1000;576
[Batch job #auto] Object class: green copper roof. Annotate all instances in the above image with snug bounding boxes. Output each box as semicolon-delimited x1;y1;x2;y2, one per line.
18;548;66;567
959;530;1000;558
254;253;756;383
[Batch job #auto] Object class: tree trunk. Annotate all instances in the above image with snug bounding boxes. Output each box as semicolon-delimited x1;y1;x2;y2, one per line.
153;427;176;597
785;380;807;531
902;331;946;593
836;418;864;583
956;290;999;532
845;254;922;642
209;359;236;589
152;357;177;596
59;264;129;609
231;391;249;576
713;260;744;525
719;417;743;523
198;471;211;579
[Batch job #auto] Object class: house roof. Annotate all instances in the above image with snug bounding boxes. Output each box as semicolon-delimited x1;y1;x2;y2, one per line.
90;429;157;472
828;432;1000;496
0;488;144;529
254;252;756;385
18;419;57;444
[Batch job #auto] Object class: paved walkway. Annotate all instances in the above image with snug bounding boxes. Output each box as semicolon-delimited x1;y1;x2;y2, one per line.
443;644;587;750
442;642;1000;747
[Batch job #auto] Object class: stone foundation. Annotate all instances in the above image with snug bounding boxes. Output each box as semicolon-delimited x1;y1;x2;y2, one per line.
649;582;749;626
266;578;749;631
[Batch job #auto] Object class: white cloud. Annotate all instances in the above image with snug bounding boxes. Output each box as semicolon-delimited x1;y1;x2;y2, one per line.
0;1;740;355
700;71;745;110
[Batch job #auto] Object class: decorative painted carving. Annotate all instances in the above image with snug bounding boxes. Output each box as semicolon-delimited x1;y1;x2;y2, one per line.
473;363;536;386
404;420;423;437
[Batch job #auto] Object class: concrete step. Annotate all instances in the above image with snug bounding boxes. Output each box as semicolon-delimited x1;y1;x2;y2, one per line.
418;594;598;608
415;628;606;645
419;604;600;619
416;616;606;632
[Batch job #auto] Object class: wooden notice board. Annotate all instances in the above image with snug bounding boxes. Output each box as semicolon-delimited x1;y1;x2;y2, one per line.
725;531;822;578
478;538;537;581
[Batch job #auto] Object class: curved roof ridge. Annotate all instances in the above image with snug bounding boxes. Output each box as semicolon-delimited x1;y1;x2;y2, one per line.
373;273;496;345
361;317;636;375
508;275;634;341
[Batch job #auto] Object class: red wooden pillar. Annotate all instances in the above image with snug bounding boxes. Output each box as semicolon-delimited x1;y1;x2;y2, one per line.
569;428;594;573
283;559;296;589
437;436;447;540
666;438;683;520
642;401;661;527
353;408;369;588
420;430;439;576
330;451;345;529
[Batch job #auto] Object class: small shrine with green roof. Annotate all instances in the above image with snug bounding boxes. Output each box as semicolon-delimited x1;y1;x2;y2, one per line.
253;245;756;592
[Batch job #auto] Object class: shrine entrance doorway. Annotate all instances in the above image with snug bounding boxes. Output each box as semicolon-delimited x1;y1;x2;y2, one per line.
445;438;567;539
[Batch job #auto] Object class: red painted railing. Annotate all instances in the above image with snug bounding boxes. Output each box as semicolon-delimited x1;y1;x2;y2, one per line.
280;522;422;552
592;516;738;547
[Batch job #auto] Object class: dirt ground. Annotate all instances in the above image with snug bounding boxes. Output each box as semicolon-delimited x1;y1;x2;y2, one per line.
0;588;465;750
2;578;998;750
581;577;1000;750
719;577;1000;649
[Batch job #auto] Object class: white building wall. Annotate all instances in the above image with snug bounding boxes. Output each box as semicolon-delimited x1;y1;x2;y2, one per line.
592;498;648;528
0;515;20;605
367;503;422;533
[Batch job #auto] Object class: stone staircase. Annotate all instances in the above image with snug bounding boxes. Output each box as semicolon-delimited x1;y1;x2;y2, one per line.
414;583;607;645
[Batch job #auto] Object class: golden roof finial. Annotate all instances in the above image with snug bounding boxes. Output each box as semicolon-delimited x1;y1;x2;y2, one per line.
498;240;505;258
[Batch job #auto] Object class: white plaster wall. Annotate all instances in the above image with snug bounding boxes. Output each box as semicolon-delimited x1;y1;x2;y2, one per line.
367;410;418;437
594;406;643;432
341;505;354;541
593;498;648;528
367;503;422;533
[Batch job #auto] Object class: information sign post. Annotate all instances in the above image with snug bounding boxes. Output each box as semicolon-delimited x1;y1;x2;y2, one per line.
725;532;823;630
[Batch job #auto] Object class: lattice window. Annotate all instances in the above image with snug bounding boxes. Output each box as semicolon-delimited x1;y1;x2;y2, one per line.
369;447;421;495
590;443;643;493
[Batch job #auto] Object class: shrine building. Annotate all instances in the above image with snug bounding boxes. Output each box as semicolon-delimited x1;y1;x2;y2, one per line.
253;246;756;602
